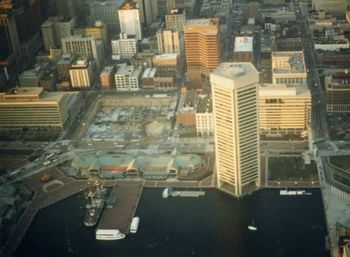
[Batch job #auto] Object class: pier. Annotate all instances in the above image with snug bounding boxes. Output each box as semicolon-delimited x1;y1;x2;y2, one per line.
97;181;143;235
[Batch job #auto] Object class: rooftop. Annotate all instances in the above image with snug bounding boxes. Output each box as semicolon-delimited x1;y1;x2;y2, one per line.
71;151;206;173
186;18;218;27
71;57;89;68
116;64;141;77
259;84;311;97
100;66;114;77
210;62;259;89
197;94;212;113
120;1;137;10
272;51;306;74
168;8;185;15
142;67;157;79
234;36;253;52
0;87;67;103
153;53;178;60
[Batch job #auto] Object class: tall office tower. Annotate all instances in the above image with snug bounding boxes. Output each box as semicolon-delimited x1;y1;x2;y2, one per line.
137;0;158;25
118;2;142;40
165;8;186;32
184;18;220;87
41;16;75;52
312;0;347;15
88;0;123;36
156;29;183;55
211;62;261;197
0;0;43;70
166;0;176;14
0;6;21;79
54;0;75;18
73;21;108;49
62;35;105;70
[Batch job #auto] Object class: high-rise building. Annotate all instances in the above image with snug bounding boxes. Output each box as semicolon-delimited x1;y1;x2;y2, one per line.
156;29;183;55
137;0;158;25
211;62;260;197
54;0;75;18
41;16;75;52
271;51;307;86
185;18;220;87
312;0;348;15
259;84;311;137
62;35;105;70
325;71;350;112
0;0;43;79
69;57;94;88
118;2;142;40
111;33;138;60
165;8;186;32
73;21;108;49
0;7;21;76
88;0;123;36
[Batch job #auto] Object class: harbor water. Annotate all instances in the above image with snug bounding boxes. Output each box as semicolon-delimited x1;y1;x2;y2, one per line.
15;188;329;257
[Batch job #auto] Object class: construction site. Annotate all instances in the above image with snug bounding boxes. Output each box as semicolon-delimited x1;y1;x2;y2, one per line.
79;94;178;143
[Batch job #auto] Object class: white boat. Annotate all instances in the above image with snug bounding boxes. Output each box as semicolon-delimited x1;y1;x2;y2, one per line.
95;229;125;240
280;189;312;196
130;217;140;233
248;219;257;231
162;187;172;199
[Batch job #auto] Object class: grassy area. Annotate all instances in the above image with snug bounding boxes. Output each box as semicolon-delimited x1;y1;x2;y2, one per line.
268;157;318;181
329;156;350;172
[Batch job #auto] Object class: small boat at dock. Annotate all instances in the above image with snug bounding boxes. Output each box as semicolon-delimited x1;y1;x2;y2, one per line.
162;187;172;198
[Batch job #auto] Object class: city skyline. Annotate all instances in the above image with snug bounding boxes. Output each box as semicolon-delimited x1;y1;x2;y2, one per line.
0;0;350;256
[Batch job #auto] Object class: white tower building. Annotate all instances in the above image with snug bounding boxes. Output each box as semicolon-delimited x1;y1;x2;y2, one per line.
210;62;261;197
118;2;142;40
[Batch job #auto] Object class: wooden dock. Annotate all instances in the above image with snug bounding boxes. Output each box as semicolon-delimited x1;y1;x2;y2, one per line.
97;181;143;235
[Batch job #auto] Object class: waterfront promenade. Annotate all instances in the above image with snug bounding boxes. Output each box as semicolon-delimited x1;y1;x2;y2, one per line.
1;163;321;257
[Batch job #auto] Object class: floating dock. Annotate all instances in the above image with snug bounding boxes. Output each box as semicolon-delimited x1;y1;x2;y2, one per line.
97;181;143;235
170;190;205;197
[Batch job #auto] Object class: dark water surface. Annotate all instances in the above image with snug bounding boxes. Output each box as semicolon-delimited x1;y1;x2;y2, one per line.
15;188;329;257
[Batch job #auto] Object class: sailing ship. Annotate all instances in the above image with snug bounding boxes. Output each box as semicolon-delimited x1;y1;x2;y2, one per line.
84;179;106;227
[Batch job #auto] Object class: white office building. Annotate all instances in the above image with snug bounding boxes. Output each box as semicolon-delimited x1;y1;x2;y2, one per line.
111;33;138;60
118;2;142;40
156;29;184;55
115;64;142;91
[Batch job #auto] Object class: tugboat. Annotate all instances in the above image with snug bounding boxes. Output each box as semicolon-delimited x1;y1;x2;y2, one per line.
84;179;106;227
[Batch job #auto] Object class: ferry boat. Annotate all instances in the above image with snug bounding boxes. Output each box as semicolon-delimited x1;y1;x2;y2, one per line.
130;217;140;233
280;189;312;196
95;229;125;240
84;180;106;227
162;187;172;199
